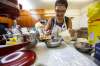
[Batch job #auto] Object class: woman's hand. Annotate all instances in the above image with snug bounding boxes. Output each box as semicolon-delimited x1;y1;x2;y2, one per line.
68;29;77;39
39;34;51;40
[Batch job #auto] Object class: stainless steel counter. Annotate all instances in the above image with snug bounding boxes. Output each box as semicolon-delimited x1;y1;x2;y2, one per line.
32;42;98;66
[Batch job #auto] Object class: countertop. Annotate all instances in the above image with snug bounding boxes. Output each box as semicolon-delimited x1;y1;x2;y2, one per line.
31;41;98;66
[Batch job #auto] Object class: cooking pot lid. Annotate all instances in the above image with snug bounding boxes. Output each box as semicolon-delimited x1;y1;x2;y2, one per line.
0;50;36;66
1;52;24;63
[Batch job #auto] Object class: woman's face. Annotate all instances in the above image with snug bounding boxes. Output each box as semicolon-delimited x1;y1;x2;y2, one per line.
55;5;66;20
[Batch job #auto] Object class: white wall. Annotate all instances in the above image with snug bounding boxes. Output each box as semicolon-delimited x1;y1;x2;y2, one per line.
72;16;81;30
67;7;88;30
65;9;81;30
65;9;81;17
79;7;88;28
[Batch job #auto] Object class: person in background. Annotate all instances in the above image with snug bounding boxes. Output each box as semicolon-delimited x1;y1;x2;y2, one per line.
17;4;37;27
45;0;72;30
44;0;73;40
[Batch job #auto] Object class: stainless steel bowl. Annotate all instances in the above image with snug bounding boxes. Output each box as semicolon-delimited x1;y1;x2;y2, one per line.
45;38;61;48
74;42;93;53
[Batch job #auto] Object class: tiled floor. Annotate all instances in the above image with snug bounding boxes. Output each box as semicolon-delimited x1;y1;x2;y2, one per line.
32;42;98;66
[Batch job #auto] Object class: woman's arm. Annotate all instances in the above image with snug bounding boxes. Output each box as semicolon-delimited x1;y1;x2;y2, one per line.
67;18;72;30
67;18;74;37
44;18;52;31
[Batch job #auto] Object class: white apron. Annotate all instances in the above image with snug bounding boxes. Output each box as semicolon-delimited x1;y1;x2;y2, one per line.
51;17;71;43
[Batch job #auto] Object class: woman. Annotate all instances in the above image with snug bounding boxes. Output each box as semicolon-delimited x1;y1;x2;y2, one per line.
17;4;37;27
45;0;72;38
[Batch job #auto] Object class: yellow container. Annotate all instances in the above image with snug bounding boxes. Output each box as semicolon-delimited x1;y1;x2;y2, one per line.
88;1;100;45
7;37;17;45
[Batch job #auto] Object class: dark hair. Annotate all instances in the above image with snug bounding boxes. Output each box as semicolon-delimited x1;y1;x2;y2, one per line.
55;0;68;8
19;4;22;10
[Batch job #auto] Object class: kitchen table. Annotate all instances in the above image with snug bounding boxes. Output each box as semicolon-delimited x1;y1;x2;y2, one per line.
32;41;98;66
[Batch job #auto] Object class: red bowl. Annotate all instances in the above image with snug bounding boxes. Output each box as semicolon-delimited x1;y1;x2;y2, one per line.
0;42;31;56
0;50;36;66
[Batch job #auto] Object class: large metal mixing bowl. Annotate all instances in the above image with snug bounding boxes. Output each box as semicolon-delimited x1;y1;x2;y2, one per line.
45;38;62;48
